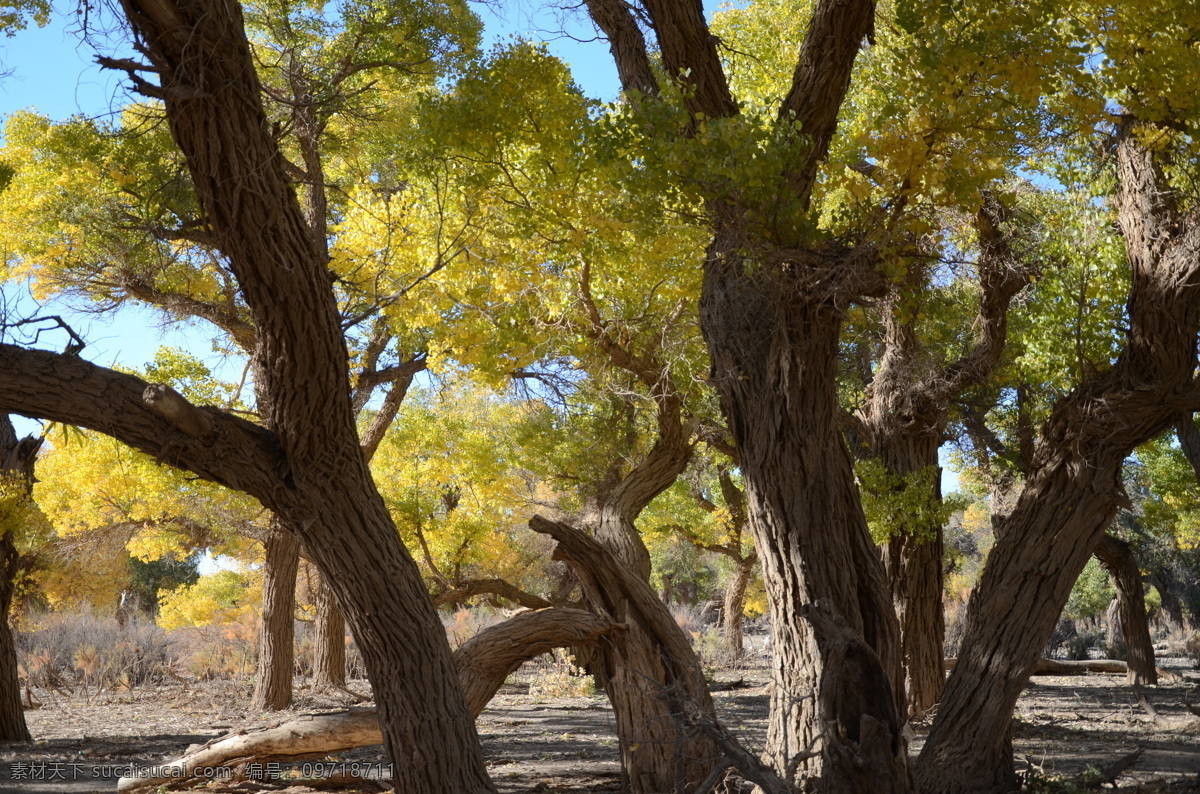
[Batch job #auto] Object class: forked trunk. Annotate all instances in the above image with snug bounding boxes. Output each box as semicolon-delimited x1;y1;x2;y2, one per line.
699;242;907;790
1095;534;1156;685
585;509;721;792
252;521;300;710
313;576;347;688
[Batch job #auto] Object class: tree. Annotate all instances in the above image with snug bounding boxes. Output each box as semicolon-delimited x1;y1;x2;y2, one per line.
0;0;494;788
917;117;1200;792
0;415;40;742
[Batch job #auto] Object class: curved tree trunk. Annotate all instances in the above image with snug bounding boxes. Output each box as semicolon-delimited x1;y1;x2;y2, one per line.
700;268;907;789
252;521;300;710
581;475;722;790
1095;533;1156;685
916;125;1200;794
531;516;722;792
313;575;347;688
95;2;498;788
0;416;36;743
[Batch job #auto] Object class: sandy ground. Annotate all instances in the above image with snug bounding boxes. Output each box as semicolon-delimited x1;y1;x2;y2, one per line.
0;658;1198;793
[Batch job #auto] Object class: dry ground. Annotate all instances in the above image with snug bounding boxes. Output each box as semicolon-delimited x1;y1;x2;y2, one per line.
0;658;1198;793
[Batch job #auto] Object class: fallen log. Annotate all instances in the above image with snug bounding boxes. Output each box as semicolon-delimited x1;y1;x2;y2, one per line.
944;656;1176;679
118;608;620;792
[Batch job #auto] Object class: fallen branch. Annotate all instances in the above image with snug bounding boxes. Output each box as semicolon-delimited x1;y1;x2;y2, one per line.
118;607;620;792
944;656;1176;678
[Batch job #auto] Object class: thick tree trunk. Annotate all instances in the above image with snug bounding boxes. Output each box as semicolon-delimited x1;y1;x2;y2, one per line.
1095;534;1156;685
99;1;498;789
0;417;35;743
313;575;347;688
723;556;755;661
700;245;907;790
916;126;1200;794
252;521;300;710
583;507;722;791
885;526;945;718
531;516;722;792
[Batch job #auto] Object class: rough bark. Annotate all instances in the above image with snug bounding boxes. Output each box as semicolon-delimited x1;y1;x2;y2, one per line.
594;0;907;785
700;258;905;787
117;608;622;792
0;416;34;743
312;575;347;689
531;515;722;793
917;124;1200;794
252;521;300;710
723;556;756;661
76;0;496;789
1094;533;1156;685
858;194;1033;718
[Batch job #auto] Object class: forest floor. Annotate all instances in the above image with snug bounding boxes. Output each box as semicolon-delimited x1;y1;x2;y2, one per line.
0;654;1198;793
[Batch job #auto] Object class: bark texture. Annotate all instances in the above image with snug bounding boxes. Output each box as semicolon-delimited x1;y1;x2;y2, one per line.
39;0;497;789
1094;533;1156;685
312;576;347;689
0;416;35;743
583;0;910;786
917;124;1200;794
856;195;1033;717
531;515;722;792
251;521;300;710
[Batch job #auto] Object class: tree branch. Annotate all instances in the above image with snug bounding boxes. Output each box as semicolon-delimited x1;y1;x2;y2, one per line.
583;0;659;97
639;0;737;120
0;344;286;507
778;0;877;206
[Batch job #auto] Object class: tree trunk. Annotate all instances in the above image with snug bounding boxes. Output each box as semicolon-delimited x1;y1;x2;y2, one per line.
313;575;347;688
872;431;946;720
885;526;945;718
1095;534;1156;685
252;521;300;710
531;516;723;792
584;507;722;791
98;1;498;788
723;556;755;661
0;416;35;743
700;248;907;789
916;125;1200;794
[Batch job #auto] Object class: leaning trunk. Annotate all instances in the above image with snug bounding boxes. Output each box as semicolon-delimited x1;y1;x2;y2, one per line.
1095;534;1156;685
917;126;1200;794
313;576;347;688
252;521;300;710
586;509;721;792
700;240;907;790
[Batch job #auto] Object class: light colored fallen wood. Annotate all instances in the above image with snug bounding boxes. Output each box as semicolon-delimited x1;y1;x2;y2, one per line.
944;656;1178;680
117;709;381;791
118;607;620;792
